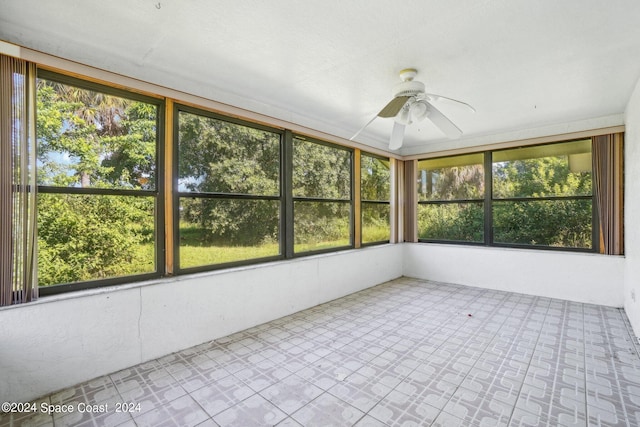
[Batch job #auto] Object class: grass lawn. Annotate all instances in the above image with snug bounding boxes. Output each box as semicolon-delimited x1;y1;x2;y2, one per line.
179;242;280;268
179;238;355;268
178;225;388;269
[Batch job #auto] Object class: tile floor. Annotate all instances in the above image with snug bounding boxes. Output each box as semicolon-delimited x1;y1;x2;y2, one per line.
2;277;640;427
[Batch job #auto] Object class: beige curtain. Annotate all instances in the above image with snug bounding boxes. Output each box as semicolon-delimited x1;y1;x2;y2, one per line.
0;54;38;306
592;133;624;255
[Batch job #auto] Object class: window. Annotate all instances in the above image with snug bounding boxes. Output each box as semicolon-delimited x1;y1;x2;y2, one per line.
32;71;370;292
492;139;593;249
417;153;485;243
292;137;353;253
176;106;282;270
33;77;379;291
36;71;163;292
361;153;390;244
416;139;596;251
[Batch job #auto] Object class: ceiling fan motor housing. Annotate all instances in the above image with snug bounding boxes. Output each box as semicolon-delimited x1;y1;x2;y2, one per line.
392;80;425;98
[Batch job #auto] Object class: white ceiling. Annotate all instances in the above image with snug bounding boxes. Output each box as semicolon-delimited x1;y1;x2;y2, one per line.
2;0;640;155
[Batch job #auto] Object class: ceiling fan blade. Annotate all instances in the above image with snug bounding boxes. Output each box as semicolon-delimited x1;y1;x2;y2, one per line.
389;122;405;150
426;93;476;113
378;95;411;118
426;101;463;139
349;113;378;141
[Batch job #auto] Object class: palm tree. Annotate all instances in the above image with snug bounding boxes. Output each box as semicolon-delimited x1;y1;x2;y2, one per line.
37;79;129;187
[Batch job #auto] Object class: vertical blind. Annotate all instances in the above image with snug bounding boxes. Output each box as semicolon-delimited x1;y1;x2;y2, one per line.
0;54;37;306
593;133;624;255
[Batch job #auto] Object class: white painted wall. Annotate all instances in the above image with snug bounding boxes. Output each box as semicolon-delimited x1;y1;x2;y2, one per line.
624;76;640;337
0;244;403;403
403;243;625;307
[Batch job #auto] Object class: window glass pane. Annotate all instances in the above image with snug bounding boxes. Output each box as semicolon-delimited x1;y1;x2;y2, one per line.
362;202;390;243
294;201;351;252
178;111;280;196
293;138;351;199
493;200;592;248
37;194;155;286
361;154;390;201
36;78;157;190
418;203;484;242
179;198;280;268
493;140;592;198
417;153;484;201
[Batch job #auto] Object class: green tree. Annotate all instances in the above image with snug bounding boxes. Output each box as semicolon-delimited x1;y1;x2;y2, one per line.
421;164;484;200
493;156;591;199
361;155;390;201
418;203;484;242
37;194;154;284
293;138;351;247
417;162;485;242
492;156;592;247
417;153;593;248
177;112;281;246
37;81;156;189
361;155;391;242
36;79;157;286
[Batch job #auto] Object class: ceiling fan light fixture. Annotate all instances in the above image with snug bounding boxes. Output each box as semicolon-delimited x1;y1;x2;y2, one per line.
395;103;412;125
411;100;430;121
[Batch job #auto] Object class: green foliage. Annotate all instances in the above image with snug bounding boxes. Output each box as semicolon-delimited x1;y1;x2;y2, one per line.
418;152;593;248
360;156;391;243
493;199;592;248
417;161;485;243
362;224;391;243
418;203;484;242
37;81;156;188
176;115;356;259
37;85;369;284
294;202;351;251
178;220;280;268
291;139;352;251
293;138;351;199
178;112;281;247
37;194;155;285
180;198;280;246
36;79;158;286
491;155;592;248
493;156;591;198
362;203;390;243
178;113;280;195
361;155;390;201
102;101;158;188
419;164;484;201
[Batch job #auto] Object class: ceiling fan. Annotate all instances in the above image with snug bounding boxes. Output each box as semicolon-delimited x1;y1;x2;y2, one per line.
351;68;475;150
